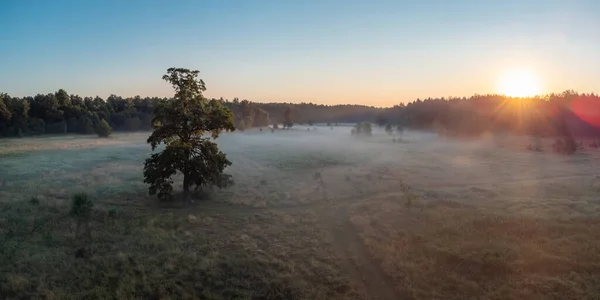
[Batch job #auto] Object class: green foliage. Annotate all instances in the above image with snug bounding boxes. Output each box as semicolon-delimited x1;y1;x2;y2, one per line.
143;68;235;201
0;94;12;127
70;193;93;221
95;119;112;137
225;99;270;128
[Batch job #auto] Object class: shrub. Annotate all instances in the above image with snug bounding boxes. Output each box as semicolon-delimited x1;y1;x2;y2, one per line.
29;197;40;205
70;193;94;240
94;120;112;137
351;122;372;137
385;124;393;135
70;193;93;220
552;135;577;154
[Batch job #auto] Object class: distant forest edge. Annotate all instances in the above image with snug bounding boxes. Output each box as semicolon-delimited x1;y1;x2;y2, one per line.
0;90;599;138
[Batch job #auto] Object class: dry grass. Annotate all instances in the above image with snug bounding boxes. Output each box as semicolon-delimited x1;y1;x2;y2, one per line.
1;127;599;299
349;199;600;299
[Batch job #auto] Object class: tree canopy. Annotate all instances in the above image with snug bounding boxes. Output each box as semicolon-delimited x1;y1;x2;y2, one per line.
143;68;235;201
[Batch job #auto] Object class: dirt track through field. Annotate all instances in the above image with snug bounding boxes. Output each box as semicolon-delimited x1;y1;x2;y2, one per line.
327;205;406;300
156;191;407;299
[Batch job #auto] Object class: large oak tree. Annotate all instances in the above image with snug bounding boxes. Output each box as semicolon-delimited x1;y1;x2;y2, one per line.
143;68;235;201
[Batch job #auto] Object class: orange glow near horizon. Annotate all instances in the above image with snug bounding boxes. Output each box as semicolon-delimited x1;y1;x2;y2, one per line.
497;68;542;98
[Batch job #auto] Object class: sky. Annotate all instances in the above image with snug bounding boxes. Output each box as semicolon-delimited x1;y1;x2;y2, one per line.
1;0;599;107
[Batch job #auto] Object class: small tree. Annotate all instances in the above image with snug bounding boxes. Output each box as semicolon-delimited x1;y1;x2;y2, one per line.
385;124;393;135
396;125;404;139
95;119;112;137
352;122;372;137
143;68;235;201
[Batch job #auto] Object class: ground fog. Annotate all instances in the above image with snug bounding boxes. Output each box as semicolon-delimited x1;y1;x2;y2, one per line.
1;126;600;299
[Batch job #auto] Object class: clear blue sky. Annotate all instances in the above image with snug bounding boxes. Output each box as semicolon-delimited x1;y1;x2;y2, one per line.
1;0;599;106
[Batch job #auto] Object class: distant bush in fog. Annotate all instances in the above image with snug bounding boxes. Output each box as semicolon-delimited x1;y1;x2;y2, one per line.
351;122;372;137
385;124;393;135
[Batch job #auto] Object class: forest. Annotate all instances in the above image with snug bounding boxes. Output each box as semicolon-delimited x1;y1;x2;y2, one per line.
1;89;599;138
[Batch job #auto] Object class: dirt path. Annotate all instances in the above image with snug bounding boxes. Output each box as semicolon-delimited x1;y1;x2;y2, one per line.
326;205;406;300
173;192;408;299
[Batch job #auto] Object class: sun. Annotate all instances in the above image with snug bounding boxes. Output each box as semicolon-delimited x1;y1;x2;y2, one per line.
497;68;541;97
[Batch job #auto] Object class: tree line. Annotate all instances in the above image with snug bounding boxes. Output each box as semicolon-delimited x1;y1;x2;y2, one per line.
0;91;380;137
1;89;599;138
377;90;600;138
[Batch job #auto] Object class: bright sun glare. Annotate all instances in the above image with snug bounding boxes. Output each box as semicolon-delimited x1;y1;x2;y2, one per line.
497;69;541;97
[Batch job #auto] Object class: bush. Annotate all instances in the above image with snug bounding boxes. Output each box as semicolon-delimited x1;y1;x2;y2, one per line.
552;135;577;155
94;120;112;137
351;122;372;137
70;193;93;221
70;193;94;241
385;124;393;135
29;197;40;205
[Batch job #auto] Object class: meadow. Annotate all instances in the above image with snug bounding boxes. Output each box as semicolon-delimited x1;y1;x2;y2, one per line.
1;126;600;299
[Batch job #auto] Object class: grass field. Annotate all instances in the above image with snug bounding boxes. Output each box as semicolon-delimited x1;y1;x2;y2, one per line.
1;127;600;299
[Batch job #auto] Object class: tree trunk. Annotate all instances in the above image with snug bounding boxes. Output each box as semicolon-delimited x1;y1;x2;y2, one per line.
182;144;191;202
183;174;190;201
